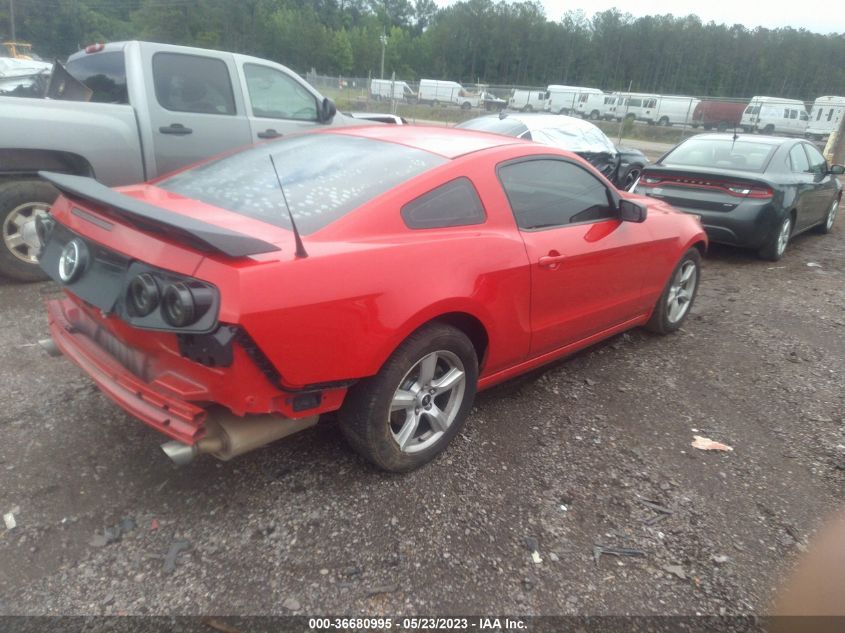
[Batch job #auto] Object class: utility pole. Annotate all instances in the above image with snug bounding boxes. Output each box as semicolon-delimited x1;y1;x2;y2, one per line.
9;0;15;41
379;29;388;80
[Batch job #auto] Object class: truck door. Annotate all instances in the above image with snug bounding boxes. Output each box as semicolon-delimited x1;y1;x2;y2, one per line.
236;62;329;143
142;48;253;177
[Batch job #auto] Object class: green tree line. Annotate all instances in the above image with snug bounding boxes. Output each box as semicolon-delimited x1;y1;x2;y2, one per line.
3;0;845;99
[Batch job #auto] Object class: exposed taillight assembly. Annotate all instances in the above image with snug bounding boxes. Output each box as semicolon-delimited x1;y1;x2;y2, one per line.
122;267;218;332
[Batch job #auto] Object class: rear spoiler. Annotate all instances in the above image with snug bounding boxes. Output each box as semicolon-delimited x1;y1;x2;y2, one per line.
39;171;281;258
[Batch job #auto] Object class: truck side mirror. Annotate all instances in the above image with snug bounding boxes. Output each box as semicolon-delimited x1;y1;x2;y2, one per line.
319;97;337;123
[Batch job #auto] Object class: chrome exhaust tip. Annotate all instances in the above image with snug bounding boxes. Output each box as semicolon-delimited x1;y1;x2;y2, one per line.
38;338;61;357
161;440;199;466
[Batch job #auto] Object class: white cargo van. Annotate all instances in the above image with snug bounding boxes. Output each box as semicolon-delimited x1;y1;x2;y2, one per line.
640;95;700;126
576;92;611;119
370;78;415;102
615;93;660;122
806;96;845;139
740;96;809;135
509;88;547;112
545;85;602;115
419;79;466;107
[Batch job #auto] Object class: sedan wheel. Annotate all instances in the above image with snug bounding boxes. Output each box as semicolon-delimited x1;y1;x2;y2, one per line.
817;197;839;234
759;215;792;261
620;166;642;191
339;323;478;472
646;248;701;334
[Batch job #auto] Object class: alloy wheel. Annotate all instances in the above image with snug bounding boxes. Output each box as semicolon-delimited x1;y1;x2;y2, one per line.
777;217;792;257
826;198;839;231
2;201;50;264
388;350;466;454
666;261;697;324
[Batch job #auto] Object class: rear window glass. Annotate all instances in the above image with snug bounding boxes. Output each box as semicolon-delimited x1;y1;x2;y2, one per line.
401;178;486;229
65;51;128;104
153;53;236;115
158;134;446;234
661;138;777;172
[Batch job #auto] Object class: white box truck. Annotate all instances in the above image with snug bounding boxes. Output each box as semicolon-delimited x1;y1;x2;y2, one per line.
740;96;809;135
806;96;845;140
545;85;603;115
370;78;416;102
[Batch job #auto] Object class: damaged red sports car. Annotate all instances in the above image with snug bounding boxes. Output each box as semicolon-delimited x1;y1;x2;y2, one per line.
36;126;706;472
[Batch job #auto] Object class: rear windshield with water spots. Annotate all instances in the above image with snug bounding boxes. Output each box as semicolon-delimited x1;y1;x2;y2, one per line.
158;134;447;234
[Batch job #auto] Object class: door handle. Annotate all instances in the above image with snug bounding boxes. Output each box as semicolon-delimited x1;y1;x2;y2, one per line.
159;124;193;135
539;252;566;268
257;129;282;139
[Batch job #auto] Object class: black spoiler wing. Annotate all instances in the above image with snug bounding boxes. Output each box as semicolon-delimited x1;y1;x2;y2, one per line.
39;171;281;258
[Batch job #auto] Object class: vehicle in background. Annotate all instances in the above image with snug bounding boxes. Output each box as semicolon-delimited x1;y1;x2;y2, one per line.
37;125;705;472
0;56;51;95
545;85;602;115
615;93;660;122
740;96;808;135
457;112;648;190
597;93;623;120
692;100;747;131
346;112;407;124
640;95;700;126
576;91;610;119
418;79;466;107
0;40;348;282
1;41;43;61
370;78;416;102
476;90;507;111
633;133;842;260
508;88;547;112
806;96;845;140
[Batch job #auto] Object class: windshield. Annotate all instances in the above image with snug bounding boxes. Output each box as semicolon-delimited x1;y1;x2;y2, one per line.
158;134;447;235
661;138;777;172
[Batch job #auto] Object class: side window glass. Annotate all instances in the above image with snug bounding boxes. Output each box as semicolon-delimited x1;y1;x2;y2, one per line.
401;177;486;229
498;159;615;230
244;64;317;121
789;144;810;172
804;143;827;174
152;53;236;115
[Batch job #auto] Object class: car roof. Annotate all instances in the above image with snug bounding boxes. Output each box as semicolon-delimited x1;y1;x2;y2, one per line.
330;124;526;159
481;112;601;135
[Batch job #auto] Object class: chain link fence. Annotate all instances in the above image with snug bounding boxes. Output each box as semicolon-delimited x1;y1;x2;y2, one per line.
306;72;840;147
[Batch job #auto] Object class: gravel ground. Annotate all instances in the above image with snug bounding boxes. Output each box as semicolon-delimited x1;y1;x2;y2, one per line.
0;215;843;617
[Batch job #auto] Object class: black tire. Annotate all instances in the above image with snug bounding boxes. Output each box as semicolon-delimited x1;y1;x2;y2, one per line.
758;214;793;261
522;104;533;112
0;179;57;282
816;196;840;234
658;116;670;126
716;122;729;132
692;123;700;129
618;164;643;191
339;323;479;472
590;110;600;120
646;248;701;335
703;124;712;130
762;124;774;135
460;101;471;110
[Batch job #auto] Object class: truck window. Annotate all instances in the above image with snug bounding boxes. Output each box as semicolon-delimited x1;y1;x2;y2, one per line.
828;108;835;121
244;63;317;121
64;51;128;104
152;52;236;115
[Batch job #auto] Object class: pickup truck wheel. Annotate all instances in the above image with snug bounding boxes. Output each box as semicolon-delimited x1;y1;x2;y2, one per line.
460;101;471;110
339;323;478;472
0;180;57;282
645;248;701;335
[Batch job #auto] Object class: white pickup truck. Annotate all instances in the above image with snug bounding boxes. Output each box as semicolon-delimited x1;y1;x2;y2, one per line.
0;40;351;281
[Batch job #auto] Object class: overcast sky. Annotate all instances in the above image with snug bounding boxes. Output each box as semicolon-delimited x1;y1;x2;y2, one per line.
434;0;845;35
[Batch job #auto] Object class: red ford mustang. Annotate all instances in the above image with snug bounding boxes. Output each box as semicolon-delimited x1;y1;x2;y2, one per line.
36;126;706;472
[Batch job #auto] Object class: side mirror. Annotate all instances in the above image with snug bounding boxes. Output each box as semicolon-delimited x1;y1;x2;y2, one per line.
619;199;647;223
319;97;337;123
828;164;845;175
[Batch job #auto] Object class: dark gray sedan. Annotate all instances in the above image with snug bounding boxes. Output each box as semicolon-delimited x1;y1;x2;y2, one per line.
633;134;843;260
